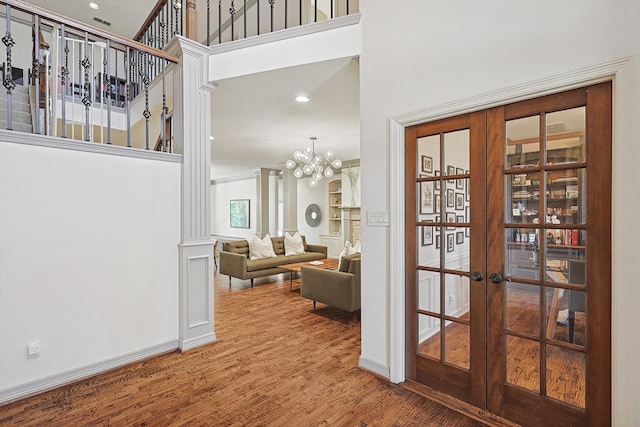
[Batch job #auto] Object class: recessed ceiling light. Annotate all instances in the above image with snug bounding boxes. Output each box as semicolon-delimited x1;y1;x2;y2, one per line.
88;2;99;9
295;95;310;103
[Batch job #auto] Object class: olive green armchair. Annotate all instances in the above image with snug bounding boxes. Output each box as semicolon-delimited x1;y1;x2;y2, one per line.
300;254;360;315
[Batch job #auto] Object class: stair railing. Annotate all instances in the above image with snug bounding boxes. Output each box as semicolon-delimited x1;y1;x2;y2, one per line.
135;0;358;49
1;0;178;152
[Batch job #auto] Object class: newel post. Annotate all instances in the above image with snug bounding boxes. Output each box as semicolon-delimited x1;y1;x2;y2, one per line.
166;36;216;351
186;0;198;41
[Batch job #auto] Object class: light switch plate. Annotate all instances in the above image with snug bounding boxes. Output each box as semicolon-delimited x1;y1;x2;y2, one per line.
367;211;389;227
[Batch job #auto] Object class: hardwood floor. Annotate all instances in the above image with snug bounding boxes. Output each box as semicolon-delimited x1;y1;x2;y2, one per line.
0;269;486;426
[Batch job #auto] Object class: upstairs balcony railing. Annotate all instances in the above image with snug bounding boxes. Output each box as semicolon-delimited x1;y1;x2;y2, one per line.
1;0;178;152
136;0;359;49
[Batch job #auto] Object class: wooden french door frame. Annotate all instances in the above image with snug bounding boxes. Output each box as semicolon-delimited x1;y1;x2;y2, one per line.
486;82;612;426
405;82;612;426
405;111;487;407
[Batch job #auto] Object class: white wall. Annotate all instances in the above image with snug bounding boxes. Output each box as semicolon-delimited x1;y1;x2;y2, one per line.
0;137;180;401
211;175;329;244
359;1;640;425
211;177;257;239
296;177;328;244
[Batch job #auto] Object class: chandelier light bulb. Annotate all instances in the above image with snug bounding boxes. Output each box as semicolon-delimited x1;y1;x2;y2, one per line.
285;137;342;187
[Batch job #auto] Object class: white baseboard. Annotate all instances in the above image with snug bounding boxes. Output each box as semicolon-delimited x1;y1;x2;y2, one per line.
358;355;390;380
179;332;217;352
0;340;178;405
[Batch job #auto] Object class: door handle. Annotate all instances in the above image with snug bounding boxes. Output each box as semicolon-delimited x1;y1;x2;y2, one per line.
489;273;506;284
469;271;484;282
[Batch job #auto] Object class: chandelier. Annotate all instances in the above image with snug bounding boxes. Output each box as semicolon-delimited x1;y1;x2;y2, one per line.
285;137;342;187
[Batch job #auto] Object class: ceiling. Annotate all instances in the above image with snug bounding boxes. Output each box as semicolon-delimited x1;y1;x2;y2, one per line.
22;0;361;181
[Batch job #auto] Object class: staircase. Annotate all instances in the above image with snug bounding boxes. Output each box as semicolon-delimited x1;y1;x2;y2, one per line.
0;85;34;134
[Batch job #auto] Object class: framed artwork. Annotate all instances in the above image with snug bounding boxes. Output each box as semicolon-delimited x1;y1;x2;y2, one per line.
456;231;464;244
421;225;433;246
435;194;441;213
446;212;456;230
447;233;454;252
446;189;454;208
420;181;435;214
456;168;464;189
230;199;250;228
436;234;441;249
422;155;433;173
455;192;464;210
466;173;470;201
457;215;465;223
447;165;455;183
434;170;440;190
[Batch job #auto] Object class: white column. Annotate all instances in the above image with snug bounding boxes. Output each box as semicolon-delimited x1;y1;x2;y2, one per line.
255;168;271;237
282;168;298;234
269;171;280;235
166;36;216;352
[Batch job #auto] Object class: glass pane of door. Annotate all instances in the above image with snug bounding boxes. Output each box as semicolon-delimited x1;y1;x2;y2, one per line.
502;106;587;410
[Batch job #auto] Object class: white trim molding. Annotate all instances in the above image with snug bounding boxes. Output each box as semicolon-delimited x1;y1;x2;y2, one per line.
0;341;178;405
389;57;632;385
358;355;390;380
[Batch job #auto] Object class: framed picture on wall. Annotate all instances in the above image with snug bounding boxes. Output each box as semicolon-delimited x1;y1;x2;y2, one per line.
435;170;440;190
436;234;441;249
420;181;435;214
446;189;454;208
456;231;464;244
447;233;454;252
230;199;250;228
422;155;433;173
455;192;464;210
456;167;464;189
447;165;455;183
421;226;433;246
446;212;456;230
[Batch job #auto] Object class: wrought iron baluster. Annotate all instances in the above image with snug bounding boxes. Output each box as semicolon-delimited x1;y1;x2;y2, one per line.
230;1;236;41
244;0;247;39
269;0;275;32
314;0;317;22
346;0;349;15
34;15;41;134
207;0;210;45
285;0;288;29
180;0;184;35
257;0;260;35
140;52;151;150
82;32;91;141
3;4;16;131
218;1;222;44
162;58;167;152
106;39;111;144
299;0;301;26
60;24;68;137
330;0;333;19
126;47;131;148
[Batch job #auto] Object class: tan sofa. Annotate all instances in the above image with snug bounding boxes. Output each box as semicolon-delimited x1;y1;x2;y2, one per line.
220;236;327;287
300;253;361;315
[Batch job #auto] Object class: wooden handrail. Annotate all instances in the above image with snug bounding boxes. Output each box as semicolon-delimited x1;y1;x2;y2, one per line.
133;0;168;42
0;0;179;63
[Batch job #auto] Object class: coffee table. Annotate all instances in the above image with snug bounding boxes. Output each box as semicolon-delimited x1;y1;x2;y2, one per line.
278;258;339;290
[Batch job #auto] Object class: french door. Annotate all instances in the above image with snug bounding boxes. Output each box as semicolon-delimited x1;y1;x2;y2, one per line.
405;82;611;426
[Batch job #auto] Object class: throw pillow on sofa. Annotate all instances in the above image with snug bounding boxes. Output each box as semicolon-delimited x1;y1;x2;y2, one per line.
249;234;277;260
338;241;355;266
284;232;305;256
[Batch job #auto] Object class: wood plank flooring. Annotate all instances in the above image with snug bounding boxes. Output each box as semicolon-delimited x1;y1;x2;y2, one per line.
0;270;486;426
